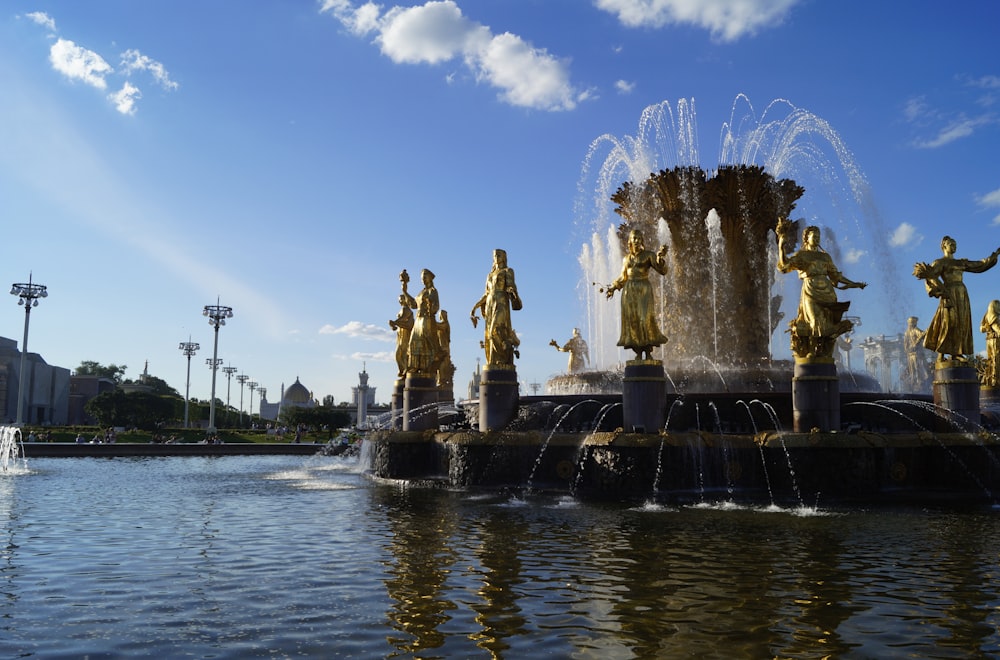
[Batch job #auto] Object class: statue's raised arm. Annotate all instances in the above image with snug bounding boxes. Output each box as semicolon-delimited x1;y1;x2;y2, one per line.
914;236;1000;363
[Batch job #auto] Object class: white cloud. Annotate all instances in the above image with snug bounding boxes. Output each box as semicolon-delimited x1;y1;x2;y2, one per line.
351;350;394;362
320;321;394;341
844;249;866;264
914;115;993;149
615;79;635;94
594;0;801;42
49;38;112;89
890;222;922;248
978;187;1000;208
24;11;56;32
320;0;582;111
108;82;141;115
120;49;179;91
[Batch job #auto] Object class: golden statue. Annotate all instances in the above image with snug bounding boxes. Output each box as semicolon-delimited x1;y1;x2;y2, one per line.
471;248;521;368
914;236;1000;363
403;268;441;376
388;291;414;378
982;301;1000;387
776;219;867;360
604;229;669;361
902;316;930;391
436;309;454;389
550;328;589;373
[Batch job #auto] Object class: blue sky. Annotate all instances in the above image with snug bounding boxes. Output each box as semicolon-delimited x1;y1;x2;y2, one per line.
1;0;999;408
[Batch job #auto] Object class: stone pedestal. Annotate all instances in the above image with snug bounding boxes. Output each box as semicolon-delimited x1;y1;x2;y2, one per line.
479;367;518;432
933;364;980;429
391;378;405;430
981;386;1000;409
403;375;438;432
622;361;666;433
792;359;840;433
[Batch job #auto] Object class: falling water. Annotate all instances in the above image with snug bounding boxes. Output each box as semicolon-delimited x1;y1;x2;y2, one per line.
705;209;724;361
575;95;909;373
1;426;26;474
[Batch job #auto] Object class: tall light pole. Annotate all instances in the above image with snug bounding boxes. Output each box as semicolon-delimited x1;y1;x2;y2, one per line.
203;300;234;434
257;387;267;420
222;365;238;427
248;381;258;427
178;338;200;428
10;274;47;426
236;374;249;427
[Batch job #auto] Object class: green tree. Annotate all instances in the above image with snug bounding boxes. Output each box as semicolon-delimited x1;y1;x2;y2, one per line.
75;361;128;384
278;405;351;430
84;390;179;429
122;374;179;397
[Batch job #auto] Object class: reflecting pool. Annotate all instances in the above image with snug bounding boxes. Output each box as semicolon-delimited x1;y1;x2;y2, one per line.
2;453;1000;658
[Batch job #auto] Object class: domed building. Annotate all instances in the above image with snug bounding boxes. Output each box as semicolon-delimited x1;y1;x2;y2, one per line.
258;376;316;421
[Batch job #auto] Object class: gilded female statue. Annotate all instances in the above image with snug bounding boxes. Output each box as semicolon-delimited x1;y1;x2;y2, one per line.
550;328;589;373
388;293;414;378
981;301;1000;387
776;220;867;359
471;249;521;368
914;236;1000;362
903;316;930;391
404;268;440;376
604;229;669;361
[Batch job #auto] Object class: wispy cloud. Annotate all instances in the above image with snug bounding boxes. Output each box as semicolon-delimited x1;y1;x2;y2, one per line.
913;114;993;149
594;0;801;42
320;0;586;111
24;11;56;32
120;49;179;91
615;79;635;95
27;15;177;115
903;76;999;149
979;186;1000;226
350;350;394;363
50;38;112;89
844;248;866;264
889;222;923;248
320;321;394;341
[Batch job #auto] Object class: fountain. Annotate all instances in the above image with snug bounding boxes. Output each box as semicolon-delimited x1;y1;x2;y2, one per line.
368;97;1000;507
1;426;27;473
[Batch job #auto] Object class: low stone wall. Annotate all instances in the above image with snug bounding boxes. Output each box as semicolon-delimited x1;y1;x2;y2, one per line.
20;443;326;458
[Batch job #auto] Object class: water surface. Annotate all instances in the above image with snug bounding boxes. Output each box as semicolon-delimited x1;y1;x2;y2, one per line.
2;454;999;658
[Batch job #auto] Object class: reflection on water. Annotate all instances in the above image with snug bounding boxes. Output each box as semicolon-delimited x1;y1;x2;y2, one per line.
1;455;1000;658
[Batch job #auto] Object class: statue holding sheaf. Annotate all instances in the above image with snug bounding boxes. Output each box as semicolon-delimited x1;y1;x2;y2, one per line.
776;218;867;360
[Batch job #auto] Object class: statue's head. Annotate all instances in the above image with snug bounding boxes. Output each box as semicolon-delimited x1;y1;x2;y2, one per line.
421;268;435;284
803;225;821;246
573;327;580;336
907;316;918;326
941;235;957;254
627;229;644;252
493;248;507;267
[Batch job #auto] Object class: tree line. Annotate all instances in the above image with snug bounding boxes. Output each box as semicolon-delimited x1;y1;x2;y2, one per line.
78;361;351;431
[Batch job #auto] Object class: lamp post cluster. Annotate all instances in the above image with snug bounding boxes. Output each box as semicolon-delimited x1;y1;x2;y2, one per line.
9;274;47;426
203;300;233;434
178;339;200;428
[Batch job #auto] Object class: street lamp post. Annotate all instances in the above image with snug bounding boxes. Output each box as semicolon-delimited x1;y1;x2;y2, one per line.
257;387;267;420
222;365;238;427
178;338;200;428
236;374;249;427
205;357;223;428
203;300;234;435
248;381;258;427
9;274;47;426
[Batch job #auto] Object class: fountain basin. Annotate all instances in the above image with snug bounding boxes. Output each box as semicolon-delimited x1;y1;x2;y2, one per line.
368;428;1000;506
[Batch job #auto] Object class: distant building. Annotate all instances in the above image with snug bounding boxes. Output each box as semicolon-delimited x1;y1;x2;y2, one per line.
0;335;70;425
352;365;376;429
259;377;316;421
68;375;116;426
